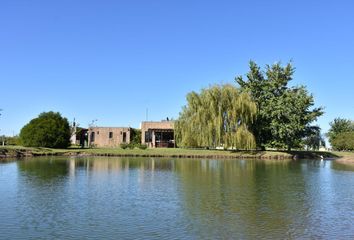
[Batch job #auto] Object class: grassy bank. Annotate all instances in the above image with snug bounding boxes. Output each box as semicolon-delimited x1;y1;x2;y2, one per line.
0;145;341;160
332;151;354;164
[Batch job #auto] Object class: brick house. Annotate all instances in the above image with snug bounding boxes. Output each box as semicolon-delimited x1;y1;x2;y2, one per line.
88;127;131;147
141;120;175;148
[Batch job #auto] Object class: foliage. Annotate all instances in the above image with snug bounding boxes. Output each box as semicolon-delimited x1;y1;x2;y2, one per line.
130;128;141;145
327;118;354;145
327;118;354;150
330;132;354;151
175;84;257;149
302;126;325;150
4;135;21;146
19;112;71;148
236;61;324;150
120;143;128;149
120;142;147;150
137;144;147;150
127;143;135;149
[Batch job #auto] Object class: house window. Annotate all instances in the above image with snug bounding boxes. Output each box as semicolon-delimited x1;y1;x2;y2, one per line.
97;131;99;135
109;132;113;139
123;132;127;143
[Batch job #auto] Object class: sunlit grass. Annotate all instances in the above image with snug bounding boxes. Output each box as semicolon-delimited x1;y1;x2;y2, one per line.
1;145;340;159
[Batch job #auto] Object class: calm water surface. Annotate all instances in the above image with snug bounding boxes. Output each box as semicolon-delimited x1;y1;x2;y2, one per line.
0;157;353;239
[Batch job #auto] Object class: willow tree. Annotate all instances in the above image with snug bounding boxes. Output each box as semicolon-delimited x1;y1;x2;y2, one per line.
175;84;257;149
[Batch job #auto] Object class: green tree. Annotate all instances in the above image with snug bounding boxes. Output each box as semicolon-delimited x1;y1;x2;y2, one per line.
20;111;71;148
4;135;21;145
236;61;323;150
327;118;354;150
302;126;325;150
327;118;354;142
330;132;354;151
175;84;257;149
130;128;141;145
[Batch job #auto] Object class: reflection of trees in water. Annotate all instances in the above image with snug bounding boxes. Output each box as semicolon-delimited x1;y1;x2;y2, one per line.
331;161;354;172
16;157;310;238
174;159;308;238
16;157;314;238
17;158;69;182
16;158;71;234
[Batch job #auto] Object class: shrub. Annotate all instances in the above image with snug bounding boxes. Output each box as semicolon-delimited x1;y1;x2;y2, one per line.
19;112;71;148
127;143;135;149
137;144;148;150
120;143;128;149
331;132;354;151
130;128;141;145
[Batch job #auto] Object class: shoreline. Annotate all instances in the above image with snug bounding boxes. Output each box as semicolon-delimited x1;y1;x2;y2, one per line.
0;146;341;161
335;156;354;164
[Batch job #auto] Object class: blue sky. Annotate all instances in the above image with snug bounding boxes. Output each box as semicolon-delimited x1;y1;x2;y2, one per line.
0;0;353;137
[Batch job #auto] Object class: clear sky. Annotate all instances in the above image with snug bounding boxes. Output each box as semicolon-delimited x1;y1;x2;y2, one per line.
0;0;353;137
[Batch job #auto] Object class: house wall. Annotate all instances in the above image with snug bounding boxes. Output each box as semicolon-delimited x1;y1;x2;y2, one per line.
88;127;131;147
141;121;174;147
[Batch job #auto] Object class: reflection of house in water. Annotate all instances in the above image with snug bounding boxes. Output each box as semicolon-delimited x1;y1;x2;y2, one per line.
88;127;131;147
71;158;176;173
141;120;175;148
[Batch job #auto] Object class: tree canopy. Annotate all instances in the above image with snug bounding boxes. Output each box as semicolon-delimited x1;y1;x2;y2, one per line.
236;61;323;150
327;118;354;150
175;84;257;149
20;111;71;148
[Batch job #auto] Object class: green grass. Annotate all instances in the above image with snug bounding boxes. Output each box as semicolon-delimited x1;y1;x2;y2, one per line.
81;147;292;158
331;151;354;164
1;145;343;160
331;151;354;157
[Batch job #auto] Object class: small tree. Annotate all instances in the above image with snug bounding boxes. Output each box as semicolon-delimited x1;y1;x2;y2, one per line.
303;127;325;150
331;132;354;151
327;118;354;150
130;128;141;145
20;112;71;148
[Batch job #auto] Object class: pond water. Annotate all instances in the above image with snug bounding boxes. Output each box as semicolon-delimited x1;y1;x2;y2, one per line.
0;157;353;239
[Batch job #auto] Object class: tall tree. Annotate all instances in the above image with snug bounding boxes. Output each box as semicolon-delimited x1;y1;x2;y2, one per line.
236;61;323;150
175;84;257;149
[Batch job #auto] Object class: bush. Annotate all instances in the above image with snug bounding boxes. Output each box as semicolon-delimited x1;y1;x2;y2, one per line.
138;144;147;150
4;136;20;146
120;143;128;149
19;112;71;148
127;143;135;149
331;132;354;151
120;143;147;149
130;128;141;145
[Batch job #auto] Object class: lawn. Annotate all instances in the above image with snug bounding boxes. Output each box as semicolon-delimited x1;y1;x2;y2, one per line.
1;145;342;160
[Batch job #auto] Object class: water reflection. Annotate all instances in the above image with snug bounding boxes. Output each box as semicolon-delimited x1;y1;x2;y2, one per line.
5;157;354;239
18;158;69;181
332;160;354;172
